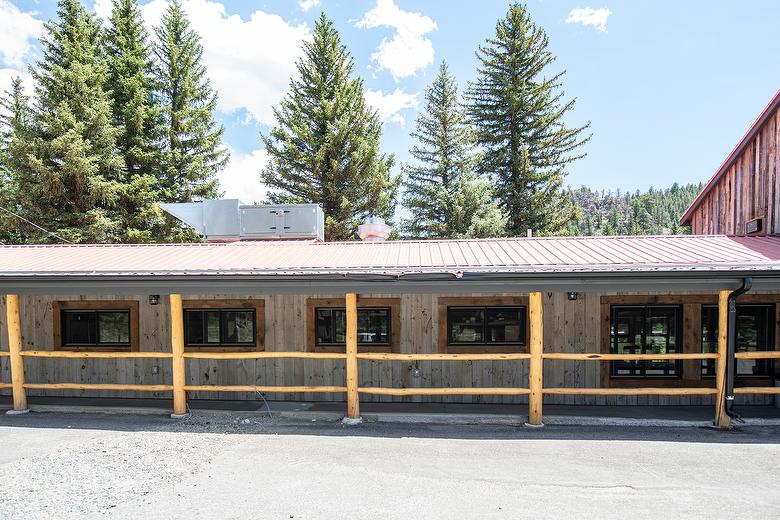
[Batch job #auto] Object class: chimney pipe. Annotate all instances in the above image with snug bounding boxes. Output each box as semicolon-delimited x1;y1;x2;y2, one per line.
358;217;390;242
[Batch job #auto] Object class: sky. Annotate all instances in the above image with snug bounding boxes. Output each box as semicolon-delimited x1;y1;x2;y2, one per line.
1;0;779;204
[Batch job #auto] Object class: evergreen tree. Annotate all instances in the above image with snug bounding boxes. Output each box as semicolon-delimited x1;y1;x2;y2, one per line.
105;0;166;242
154;0;227;204
261;13;400;241
466;3;590;236
401;61;506;238
23;0;123;243
0;77;33;244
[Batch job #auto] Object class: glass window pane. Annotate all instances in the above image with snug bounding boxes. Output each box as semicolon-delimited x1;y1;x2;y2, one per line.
98;311;129;343
486;307;523;343
449;308;484;343
333;309;347;343
701;306;718;377
205;311;220;343
63;311;97;345
222;310;255;344
358;308;390;344
316;308;334;344
736;305;773;377
611;306;680;378
185;310;205;345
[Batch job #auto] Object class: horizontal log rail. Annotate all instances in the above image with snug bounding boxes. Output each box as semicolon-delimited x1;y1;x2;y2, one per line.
359;387;530;396
0;351;9;357
543;387;718;396
183;351;346;360
184;385;346;393
20;350;173;359
0;383;11;389
734;351;780;359
543;353;718;361
734;387;780;394
23;383;172;392
356;352;531;361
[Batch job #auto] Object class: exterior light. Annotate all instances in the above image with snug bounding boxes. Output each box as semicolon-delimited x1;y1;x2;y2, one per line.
148;295;160;305
567;292;578;301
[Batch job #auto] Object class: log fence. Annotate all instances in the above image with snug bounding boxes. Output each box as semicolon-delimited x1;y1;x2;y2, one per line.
2;291;779;426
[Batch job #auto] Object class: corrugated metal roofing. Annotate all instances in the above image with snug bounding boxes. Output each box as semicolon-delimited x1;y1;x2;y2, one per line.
0;235;779;278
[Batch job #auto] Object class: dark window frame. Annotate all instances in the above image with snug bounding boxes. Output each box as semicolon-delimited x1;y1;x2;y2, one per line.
182;299;265;352
53;300;139;352
314;306;392;347
438;296;529;353
61;309;131;347
446;305;527;346
609;304;683;379
184;308;257;347
306;298;400;353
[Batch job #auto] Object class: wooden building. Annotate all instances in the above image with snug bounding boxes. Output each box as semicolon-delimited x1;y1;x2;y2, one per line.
1;234;780;425
681;90;780;235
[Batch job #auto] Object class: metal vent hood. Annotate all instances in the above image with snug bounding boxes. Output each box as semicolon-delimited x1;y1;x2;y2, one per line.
160;199;324;241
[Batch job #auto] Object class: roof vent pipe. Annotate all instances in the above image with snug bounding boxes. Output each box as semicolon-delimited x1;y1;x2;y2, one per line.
358;216;390;242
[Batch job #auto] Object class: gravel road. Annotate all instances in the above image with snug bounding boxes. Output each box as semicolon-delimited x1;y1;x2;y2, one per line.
1;412;779;519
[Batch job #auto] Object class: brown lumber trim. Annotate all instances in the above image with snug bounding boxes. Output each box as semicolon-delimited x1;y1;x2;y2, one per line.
183;351;346;360
356;352;530;361
21;351;173;359
23;383;172;391
182;298;265;352
542;387;718;396
438;295;529;353
184;385;346;393
358;387;531;396
305;296;400;353
543;353;718;361
53;300;139;352
734;387;780;394
735;351;780;359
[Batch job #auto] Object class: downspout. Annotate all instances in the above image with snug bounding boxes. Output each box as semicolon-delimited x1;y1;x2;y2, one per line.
725;277;752;421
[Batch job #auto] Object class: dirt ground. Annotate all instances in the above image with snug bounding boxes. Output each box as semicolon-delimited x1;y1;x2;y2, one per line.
0;412;779;519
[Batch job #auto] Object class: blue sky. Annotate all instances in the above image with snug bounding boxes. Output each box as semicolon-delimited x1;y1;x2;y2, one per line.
2;0;779;203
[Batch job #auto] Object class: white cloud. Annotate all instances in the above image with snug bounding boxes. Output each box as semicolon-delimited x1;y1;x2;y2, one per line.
0;0;44;67
565;7;612;33
364;88;418;125
356;0;436;81
219;147;269;204
298;0;320;12
94;0;309;126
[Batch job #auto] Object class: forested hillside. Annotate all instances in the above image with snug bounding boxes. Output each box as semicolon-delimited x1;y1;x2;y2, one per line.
566;183;702;236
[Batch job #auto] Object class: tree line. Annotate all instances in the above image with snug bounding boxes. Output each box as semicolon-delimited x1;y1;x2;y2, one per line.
0;0;226;244
1;1;696;244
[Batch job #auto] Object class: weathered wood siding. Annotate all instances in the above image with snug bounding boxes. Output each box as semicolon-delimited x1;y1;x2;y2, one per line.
1;292;776;406
690;105;780;235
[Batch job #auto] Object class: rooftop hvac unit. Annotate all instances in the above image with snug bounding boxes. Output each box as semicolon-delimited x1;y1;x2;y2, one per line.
160;199;324;242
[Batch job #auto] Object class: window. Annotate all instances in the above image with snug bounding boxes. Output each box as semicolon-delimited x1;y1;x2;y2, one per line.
306;298;400;352
610;305;682;378
701;304;775;378
447;307;525;345
53;301;139;351
62;310;130;346
185;309;255;346
315;307;391;346
182;300;264;351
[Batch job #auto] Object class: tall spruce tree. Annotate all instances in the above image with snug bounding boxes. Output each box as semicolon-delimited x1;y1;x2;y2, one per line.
105;0;166;242
466;3;590;236
261;13;400;241
23;0;123;243
0;77;33;244
402;61;506;238
154;0;227;204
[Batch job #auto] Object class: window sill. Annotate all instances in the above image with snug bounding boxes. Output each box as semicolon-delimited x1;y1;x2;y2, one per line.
184;345;263;353
314;345;394;353
444;344;528;354
56;346;133;352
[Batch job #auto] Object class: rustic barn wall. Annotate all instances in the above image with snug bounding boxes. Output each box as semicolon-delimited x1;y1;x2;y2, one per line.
690;106;780;235
1;292;777;406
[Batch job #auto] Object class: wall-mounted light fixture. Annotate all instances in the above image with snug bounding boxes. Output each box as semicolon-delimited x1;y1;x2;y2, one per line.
567;292;578;301
148;295;160;305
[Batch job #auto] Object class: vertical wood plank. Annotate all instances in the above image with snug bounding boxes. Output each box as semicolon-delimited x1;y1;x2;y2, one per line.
714;290;730;427
6;294;28;411
345;292;360;419
527;291;543;425
170;294;187;416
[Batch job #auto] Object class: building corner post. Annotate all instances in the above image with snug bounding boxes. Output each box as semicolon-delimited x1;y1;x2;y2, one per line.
714;290;731;428
170;294;188;418
526;291;544;427
6;294;29;414
343;292;362;424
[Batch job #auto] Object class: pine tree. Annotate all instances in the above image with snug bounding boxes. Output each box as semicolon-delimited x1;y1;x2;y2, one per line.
261;13;400;241
466;3;590;236
401;61;506;238
105;0;166;242
154;0;227;204
0;77;33;244
23;0;123;243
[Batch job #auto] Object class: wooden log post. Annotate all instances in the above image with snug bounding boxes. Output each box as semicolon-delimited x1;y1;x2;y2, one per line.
170;293;188;418
714;290;731;428
527;291;543;426
343;292;361;423
5;294;29;414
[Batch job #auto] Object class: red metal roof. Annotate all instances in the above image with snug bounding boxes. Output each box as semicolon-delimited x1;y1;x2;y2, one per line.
680;89;780;225
0;235;779;277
